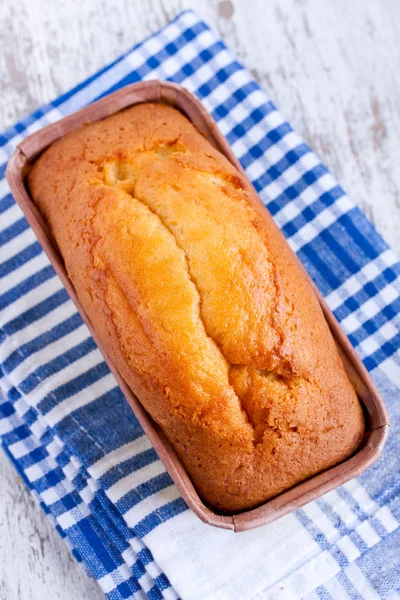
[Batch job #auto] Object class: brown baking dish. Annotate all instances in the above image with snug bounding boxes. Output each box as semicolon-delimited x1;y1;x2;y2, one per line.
6;80;389;532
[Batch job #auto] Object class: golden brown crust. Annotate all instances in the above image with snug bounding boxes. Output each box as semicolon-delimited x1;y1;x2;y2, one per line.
28;103;364;511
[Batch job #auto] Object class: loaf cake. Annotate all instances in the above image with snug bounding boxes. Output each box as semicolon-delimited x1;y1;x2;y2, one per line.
28;103;365;512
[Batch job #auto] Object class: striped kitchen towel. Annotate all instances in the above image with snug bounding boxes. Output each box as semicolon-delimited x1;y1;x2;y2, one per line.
0;10;399;600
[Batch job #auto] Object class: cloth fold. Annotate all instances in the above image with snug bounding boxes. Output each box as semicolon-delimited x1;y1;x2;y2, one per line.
0;10;399;600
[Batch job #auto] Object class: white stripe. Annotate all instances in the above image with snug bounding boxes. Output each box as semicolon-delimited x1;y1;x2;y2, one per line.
46;372;116;426
129;535;148;555
355;520;380;548
0;203;22;230
342;479;378;515
25;458;53;482
31;418;47;440
302;501;339;543
0;276;62;326
262;549;340;600
87;475;100;496
275;172;335;228
9;438;35;459
0;176;11;198
379;356;400;387
344;562;381;599
13;396;34;419
0;147;9;164
375;505;398;533
108;460;165;503
41;486;67;506
79;484;95;506
324;576;351;599
336;535;361;561
240;114;294;161
138;571;156;593
230;106;286;154
163;586;180;600
0;417;13;435
22;347;102;409
261;151;325;206
62;460;79;481
0;376;12;394
341;282;398;335
69;452;83;471
57;503;89;530
357;321;398;358
121;546;139;568
325;249;396;311
124;485;181;529
289;194;353;253
143;557;163;580
41;479;75;505
323;490;358;528
1;252;49;294
46;438;65;458
9;323;89;383
88;435;152;478
0;301;77;360
0;228;37;266
204;60;254;111
98;563;134;594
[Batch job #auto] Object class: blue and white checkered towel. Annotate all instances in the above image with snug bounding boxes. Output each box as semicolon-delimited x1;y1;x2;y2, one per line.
0;10;399;600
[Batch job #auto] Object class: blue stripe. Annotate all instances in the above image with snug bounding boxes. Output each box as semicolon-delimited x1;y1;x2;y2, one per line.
335;570;364;600
1;424;30;447
315;584;335;600
349;299;400;348
96;22;210;99
0;241;42;279
45;490;86;518
2;289;69;335
133;497;187;538
99;448;159;490
317;497;372;555
0;217;29;246
56;388;142;463
85;486;173;596
116;472;173;514
0;265;55;310
265;163;329;209
334;264;400;322
196;61;243;98
147;584;164;600
281;187;345;239
211;81;260;121
228;116;291;151
68;518;123;577
169;41;225;86
38;361;110;415
363;333;400;371
0;194;15;214
16;446;46;470
19;336;96;395
3;312;83;373
296;509;349;568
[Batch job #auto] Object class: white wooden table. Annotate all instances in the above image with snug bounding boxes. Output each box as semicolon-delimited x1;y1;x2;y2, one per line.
0;1;399;598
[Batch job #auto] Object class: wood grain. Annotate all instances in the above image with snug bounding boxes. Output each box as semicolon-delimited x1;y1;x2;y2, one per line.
0;448;105;600
0;0;399;598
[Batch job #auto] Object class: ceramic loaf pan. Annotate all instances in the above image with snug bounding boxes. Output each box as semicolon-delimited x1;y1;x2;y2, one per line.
6;80;390;532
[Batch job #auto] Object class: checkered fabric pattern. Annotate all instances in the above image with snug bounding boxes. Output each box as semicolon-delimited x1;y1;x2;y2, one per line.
0;10;399;600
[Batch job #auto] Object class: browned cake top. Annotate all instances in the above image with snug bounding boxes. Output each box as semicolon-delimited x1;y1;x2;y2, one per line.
29;103;364;511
